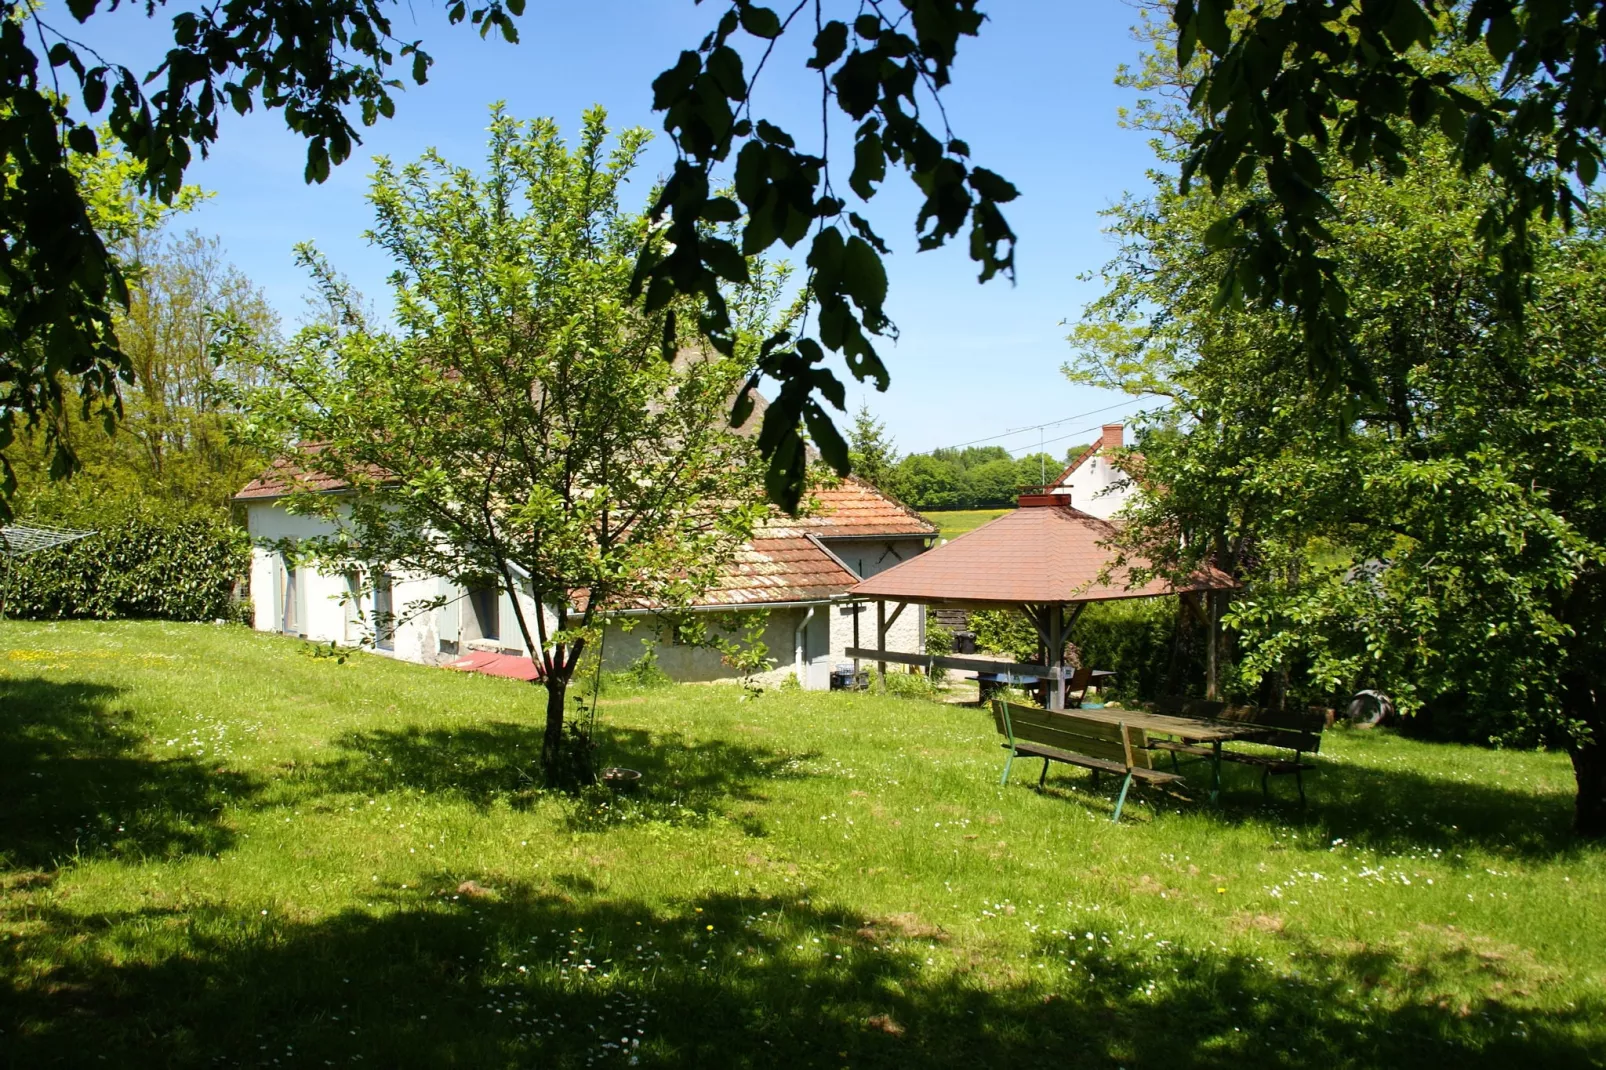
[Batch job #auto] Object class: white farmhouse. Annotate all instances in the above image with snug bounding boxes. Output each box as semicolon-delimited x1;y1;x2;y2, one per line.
233;469;935;689
1046;423;1138;518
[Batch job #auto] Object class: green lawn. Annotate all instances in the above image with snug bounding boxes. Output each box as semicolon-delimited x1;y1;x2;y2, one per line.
922;508;1011;541
2;620;1604;1067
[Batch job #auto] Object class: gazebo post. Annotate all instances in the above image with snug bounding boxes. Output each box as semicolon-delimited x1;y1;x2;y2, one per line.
851;600;861;682
876;599;887;685
1206;591;1220;700
1047;602;1065;711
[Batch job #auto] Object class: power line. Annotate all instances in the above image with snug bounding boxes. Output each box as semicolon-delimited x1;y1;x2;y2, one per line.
934;397;1146;452
1003;419;1126;458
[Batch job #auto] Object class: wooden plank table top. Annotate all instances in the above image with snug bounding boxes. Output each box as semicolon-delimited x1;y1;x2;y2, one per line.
1067;706;1261;743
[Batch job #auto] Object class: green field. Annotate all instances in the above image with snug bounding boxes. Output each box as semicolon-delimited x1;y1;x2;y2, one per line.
921;508;1011;541
3;620;1604;1066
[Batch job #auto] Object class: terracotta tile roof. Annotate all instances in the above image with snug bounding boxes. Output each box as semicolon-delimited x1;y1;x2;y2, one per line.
234;448;363;500
700;533;861;605
794;476;935;537
849;501;1235;606
583;533;858;612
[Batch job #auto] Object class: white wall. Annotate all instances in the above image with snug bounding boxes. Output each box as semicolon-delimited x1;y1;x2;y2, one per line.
243;500;555;666
828;598;923;669
1049;454;1133;520
597;605;818;686
819;536;929;581
243;498;932;686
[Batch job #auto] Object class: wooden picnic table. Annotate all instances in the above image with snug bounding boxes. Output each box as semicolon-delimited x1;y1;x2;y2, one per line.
1067;706;1264;803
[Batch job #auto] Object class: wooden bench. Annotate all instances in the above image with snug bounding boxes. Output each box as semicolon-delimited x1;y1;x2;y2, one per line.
1147;699;1326;802
991;700;1183;822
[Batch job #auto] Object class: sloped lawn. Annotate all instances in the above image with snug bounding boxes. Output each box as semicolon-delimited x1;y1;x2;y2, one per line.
2;620;1602;1067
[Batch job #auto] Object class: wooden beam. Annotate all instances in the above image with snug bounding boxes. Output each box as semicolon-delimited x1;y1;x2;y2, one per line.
1020;604;1053;651
1179;590;1208;626
845;647;1053;677
885;600;908;631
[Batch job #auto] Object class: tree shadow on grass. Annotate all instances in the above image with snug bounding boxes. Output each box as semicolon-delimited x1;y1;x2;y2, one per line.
308;721;816;833
0;676;256;871
2;884;1599;1068
1030;742;1590;861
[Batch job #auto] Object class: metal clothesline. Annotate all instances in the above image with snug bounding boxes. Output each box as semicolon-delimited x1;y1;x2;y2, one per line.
0;524;97;618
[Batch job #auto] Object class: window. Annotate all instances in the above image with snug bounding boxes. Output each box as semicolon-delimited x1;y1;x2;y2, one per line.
464;586;500;642
343;572;363;644
373;574;395;651
282;561;299;635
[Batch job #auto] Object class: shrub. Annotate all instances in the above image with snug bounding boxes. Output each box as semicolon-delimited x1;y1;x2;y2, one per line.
973;599;1208;705
880;667;938;699
2;502;249;622
1074;599;1192;704
925;622;954;684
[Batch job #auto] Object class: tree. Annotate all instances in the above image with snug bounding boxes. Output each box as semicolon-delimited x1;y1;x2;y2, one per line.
891;453;961;511
641;1;1606;510
240;107;773;784
961;457;1018;507
10;145;276;515
13;2;1606;520
846;402;898;496
1069;29;1606;835
0;0;524;518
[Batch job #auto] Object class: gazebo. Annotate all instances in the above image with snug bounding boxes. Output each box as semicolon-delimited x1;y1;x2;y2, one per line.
845;494;1236;709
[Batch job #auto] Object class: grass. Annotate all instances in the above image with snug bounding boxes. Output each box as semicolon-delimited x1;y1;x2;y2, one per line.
922;508;1011;541
2;620;1604;1068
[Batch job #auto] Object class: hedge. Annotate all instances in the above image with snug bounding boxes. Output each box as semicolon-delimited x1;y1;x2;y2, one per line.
2;504;250;622
971;598;1208;704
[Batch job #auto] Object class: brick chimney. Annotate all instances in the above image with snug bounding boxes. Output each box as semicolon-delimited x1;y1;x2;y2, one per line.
1100;423;1124;451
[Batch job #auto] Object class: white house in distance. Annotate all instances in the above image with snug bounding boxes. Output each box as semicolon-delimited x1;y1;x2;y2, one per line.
233;469;936;689
1046;423;1138;517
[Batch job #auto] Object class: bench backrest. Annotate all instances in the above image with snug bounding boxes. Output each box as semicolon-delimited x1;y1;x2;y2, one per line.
1218;704;1326;753
991;701;1156;770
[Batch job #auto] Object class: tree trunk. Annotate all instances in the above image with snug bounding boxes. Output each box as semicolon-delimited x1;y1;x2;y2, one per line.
542;671;568;785
1573;740;1606;838
1563;655;1605;837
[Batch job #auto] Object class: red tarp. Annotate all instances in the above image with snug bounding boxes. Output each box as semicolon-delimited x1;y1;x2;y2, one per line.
446;651;543;681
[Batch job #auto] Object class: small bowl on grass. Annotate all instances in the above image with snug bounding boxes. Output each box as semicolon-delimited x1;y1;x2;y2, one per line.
601;767;642;792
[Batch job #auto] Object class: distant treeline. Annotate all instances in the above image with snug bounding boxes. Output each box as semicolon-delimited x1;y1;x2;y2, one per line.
887;445;1073;510
848;404;1082;510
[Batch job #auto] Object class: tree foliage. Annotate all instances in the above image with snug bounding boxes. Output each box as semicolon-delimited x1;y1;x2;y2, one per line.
0;0;520;518
239;108;775;783
1173;0;1606;392
642;0;1606;511
9;148;277;515
1070;25;1606;834
641;0;1019;509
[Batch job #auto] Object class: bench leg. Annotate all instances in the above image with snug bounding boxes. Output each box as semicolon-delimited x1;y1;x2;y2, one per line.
1261;766;1271;798
1112;772;1134;823
1170;749;1179;774
1090;768;1099;788
1039;757;1050;788
999;748;1016;786
1296;766;1306;806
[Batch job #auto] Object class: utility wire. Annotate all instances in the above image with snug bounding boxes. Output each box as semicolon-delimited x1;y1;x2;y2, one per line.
934;397;1147;452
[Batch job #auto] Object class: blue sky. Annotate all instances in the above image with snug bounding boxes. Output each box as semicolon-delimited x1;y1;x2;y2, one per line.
69;2;1165;456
